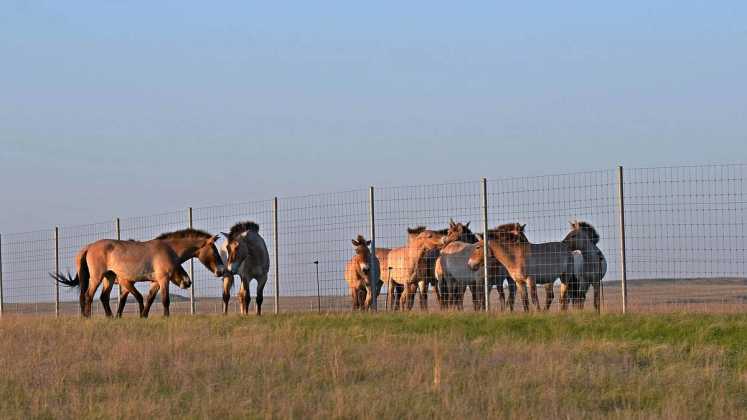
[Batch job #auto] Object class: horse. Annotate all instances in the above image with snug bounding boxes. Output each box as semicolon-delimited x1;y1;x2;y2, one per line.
467;223;576;312
383;227;448;311
115;229;226;317
221;221;271;315
344;235;383;310
562;220;607;312
51;229;223;317
435;221;516;311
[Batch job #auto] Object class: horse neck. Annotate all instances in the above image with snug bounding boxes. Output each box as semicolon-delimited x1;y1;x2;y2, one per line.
487;239;524;268
160;237;203;263
240;233;269;262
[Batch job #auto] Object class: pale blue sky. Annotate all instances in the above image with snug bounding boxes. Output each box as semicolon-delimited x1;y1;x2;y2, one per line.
1;1;745;233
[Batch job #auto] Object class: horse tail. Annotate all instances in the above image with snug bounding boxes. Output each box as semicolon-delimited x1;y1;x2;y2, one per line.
49;248;90;289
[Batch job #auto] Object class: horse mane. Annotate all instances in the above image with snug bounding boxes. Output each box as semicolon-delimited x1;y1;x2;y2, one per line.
576;221;600;244
487;223;527;243
433;228;449;235
228;221;260;241
565;220;600;244
407;226;427;235
156;229;212;241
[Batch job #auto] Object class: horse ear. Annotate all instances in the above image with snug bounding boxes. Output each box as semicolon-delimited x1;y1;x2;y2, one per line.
210;235;219;243
351;239;359;247
520;224;526;231
476;233;484;242
449;218;455;227
465;221;471;228
366;240;371;246
221;232;230;239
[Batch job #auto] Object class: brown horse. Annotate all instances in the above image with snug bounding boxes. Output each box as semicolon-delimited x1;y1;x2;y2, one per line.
116;229;226;317
344;235;380;310
384;227;447;310
467;223;575;312
52;229;224;318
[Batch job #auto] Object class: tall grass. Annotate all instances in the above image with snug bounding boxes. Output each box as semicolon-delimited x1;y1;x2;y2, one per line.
1;313;746;419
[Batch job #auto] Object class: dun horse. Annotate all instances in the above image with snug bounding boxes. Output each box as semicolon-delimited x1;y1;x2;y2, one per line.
436;220;516;311
51;229;224;317
563;221;607;312
467;223;575;312
115;229;226;317
384;227;447;310
344;235;383;310
221;221;271;315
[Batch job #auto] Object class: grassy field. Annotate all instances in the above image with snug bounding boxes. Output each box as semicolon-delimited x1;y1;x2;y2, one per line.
1;313;747;419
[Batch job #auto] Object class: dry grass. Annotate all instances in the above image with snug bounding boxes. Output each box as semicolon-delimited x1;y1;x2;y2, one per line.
1;313;747;419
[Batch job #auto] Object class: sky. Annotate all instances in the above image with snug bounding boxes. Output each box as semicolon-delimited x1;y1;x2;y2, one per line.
1;1;746;233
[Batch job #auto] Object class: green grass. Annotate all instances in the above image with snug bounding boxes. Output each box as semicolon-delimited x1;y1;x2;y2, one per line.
1;313;747;419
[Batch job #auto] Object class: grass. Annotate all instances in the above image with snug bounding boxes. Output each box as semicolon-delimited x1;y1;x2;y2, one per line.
1;313;747;419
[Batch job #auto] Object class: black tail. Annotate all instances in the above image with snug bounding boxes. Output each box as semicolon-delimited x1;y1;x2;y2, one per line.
50;272;80;288
49;247;90;290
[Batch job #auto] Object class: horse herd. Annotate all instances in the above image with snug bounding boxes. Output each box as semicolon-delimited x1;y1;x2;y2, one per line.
345;219;607;313
51;219;606;318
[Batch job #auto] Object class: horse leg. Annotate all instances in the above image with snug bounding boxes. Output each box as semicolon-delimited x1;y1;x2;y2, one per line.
456;282;467;311
255;274;268;316
238;276;250;315
364;284;374;311
143;283;161;318
100;276;114;317
517;281;529;313
497;282;506;312
399;284;411;311
558;281;570;311
544;283;554;311
593;280;601;313
506;278;516;312
159;278;170;317
527;278;541;311
83;269;105;318
116;287;130;318
418;280;428;311
222;274;234;315
119;280;144;317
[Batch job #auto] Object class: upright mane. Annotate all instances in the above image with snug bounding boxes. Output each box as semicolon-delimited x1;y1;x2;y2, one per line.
565;220;600;245
407;226;427;235
228;221;260;241
487;223;528;243
156;229;212;241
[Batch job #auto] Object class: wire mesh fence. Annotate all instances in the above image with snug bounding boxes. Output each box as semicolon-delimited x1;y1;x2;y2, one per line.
0;164;745;317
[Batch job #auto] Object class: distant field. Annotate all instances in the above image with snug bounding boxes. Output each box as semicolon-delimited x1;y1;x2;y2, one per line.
1;313;747;419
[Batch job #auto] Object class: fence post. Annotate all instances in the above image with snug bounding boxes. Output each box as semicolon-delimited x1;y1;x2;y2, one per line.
1;233;5;317
481;178;490;312
617;166;628;314
272;197;280;314
54;227;60;317
115;218;121;310
369;186;379;311
188;207;195;315
314;261;321;313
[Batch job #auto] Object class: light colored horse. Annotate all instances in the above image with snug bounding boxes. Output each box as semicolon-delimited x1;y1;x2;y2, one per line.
435;243;516;312
384;228;447;310
563;221;607;312
115;229;226;317
467;223;576;312
221;221;271;315
51;230;223;317
344;235;380;310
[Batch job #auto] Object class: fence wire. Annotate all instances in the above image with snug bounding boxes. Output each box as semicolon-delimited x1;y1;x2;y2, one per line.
0;164;745;316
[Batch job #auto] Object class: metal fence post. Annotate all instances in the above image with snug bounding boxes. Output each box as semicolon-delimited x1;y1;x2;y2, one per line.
115;218;121;309
0;233;3;317
188;207;195;315
54;227;60;317
314;261;321;313
481;178;490;312
273;197;280;314
617;166;628;314
369;186;379;311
